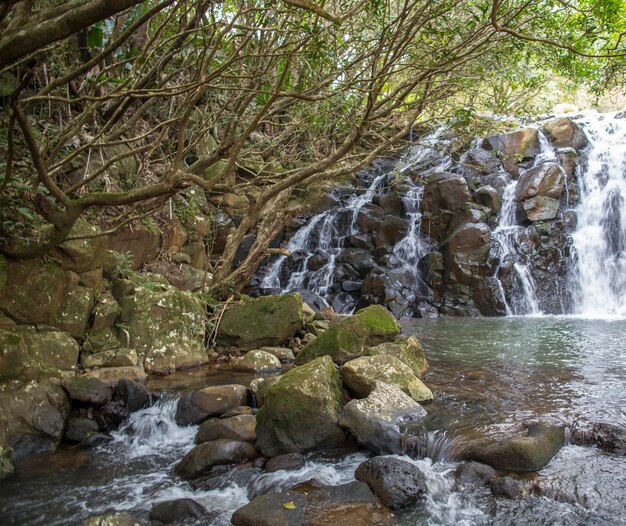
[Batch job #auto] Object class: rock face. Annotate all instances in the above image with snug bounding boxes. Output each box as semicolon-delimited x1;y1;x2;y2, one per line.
175;384;248;425
175;438;259;479
542;117;588;150
115;274;207;374
0;326;79;382
255;356;348;456
234;350;282;372
341;355;433;402
217;294;303;349
295;305;400;365
461;421;565;471
482;127;540;176
354;456;427;510
339;381;426;454
195;415;256;444
231;479;396;526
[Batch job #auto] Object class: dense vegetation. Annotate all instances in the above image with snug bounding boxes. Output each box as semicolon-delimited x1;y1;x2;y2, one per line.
1;0;625;294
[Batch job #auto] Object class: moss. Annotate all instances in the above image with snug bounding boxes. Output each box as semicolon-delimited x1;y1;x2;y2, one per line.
0;446;15;479
365;336;428;377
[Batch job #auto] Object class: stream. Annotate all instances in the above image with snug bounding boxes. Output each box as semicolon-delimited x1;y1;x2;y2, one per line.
1;316;625;525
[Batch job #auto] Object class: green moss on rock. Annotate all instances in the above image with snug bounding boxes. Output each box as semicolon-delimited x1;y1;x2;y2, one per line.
365;336;428;377
295;305;400;365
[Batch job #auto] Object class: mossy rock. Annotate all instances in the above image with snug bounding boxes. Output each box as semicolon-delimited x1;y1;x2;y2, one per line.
233;350;282;372
50;219;107;273
295;305;400;366
341;355;433;402
0;257;68;324
217;294;303;349
255;355;348;456
0;446;15;479
83;328;121;354
53;285;95;338
365;336;428;377
91;292;120;333
0;326;79;382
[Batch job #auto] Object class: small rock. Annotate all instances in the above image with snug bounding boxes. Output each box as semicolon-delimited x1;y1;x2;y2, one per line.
265;452;306;473
149;498;208;523
65;417;99;443
490;476;526;499
195;415;256;444
62;376;112;405
453;461;496;489
175;439;259;479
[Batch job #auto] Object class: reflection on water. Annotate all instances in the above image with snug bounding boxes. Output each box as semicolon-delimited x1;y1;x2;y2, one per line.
0;317;625;525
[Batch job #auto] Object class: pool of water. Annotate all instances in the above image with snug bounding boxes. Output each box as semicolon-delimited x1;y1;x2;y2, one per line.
1;316;625;525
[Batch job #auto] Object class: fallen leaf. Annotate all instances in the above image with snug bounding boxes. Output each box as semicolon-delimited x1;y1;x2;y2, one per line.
282;501;297;510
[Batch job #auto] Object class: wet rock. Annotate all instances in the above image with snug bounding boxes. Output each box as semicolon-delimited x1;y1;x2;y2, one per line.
82;512;142;526
354;456;427;509
217;294;303;349
523;195;560;222
0;326;79;382
571;421;626;455
195;415;256;444
231;479;396;526
444;222;492;285
255;356;348;456
422;172;472;214
515;163;565;202
258;347;295;364
490;476;525;499
336;249;378;277
149;498;208;523
191;465;264;491
460;420;564;471
265;452;306;472
365;336;428;378
374;190;405;216
62;376;112;405
346;234;373;250
175;384;248;425
175;438;259;479
341;355;433;402
482;128;540;176
249;376;280;407
234;350;282;372
65;417;99;443
374;216;409;248
295;305;400;365
339;381;426;454
453;461;496;489
474;185;502;215
115;273;207;374
462;147;502;175
114;378;150;413
542;117;588;150
0;447;14;479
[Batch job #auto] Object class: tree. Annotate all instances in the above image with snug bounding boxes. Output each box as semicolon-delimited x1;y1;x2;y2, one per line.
1;0;624;294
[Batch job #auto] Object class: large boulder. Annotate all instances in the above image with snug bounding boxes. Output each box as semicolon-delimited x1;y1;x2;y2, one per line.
515;163;565;202
61;376;113;405
53;285;95;338
174;438;259;479
474;185;502;215
50;219;107;274
542;117;588;150
195;415;256;444
0;326;79;382
0;379;70;462
115;274;207;374
522;196;560;222
341;355;433;402
444;222;492;285
364;336;428;378
255;356;348;456
355;456;427;510
217;294;303;349
233;350;282;372
421;172;472;241
460;420;564;471
175;384;248;425
0;257;68;324
91;292;120;333
295;305;400;366
231;479;396;526
339;381;426;454
482;127;541;176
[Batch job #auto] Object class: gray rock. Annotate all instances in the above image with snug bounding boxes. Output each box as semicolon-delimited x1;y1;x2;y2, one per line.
149;498;208;523
175;439;260;480
175;384;248;425
195;415;256;444
65;417;99;443
490;476;525;498
265;452;306;473
62;376;113;405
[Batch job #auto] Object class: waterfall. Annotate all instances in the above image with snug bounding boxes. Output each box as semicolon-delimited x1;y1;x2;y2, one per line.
571;113;626;316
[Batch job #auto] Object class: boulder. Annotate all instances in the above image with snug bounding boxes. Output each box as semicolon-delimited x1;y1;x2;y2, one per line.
83;328;122;354
453;461;496;489
217;294;303;349
339;381;426;454
221;406;255;418
175;384;248;425
85;366;147;385
265;452;306;473
53;285;95;338
490;476;526;499
65;417;100;443
474;186;502;215
81;349;138;369
522;196;560;222
51;219;108;273
91;292;120;333
114;378;150;413
231;479;395;526
354;456;427;510
460;420;564;471
258;347;295;364
255;356;348;456
364;336;428;378
115;274;207;374
82;512;142;526
571;421;626;455
149;260;209;292
62;376;113;405
149;499;208;523
107;222;160;271
515;163;565;202
174;438;259;479
341;355;433;402
295;305;400;365
0;257;68;324
444;222;492;285
249;376;281;407
195;415;256;444
0;379;70;460
482;128;540;176
0;326;79;382
422;172;472;214
542;117;588;150
233;350;282;373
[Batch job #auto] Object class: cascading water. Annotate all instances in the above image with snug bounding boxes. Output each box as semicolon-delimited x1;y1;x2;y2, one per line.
571;113;626;316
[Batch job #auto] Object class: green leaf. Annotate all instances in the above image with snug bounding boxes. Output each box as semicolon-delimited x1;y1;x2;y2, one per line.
282;502;297;510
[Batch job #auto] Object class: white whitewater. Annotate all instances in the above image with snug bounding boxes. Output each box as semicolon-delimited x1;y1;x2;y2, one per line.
571;113;626;316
